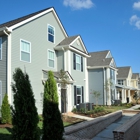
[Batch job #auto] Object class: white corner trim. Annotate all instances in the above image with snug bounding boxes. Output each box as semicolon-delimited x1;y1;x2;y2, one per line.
7;34;12;104
0;37;2;60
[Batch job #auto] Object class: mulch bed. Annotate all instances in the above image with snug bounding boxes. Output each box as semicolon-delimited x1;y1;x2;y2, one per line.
0;123;12;128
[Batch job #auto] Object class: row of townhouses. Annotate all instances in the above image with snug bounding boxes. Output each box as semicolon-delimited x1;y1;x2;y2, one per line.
0;7;140;114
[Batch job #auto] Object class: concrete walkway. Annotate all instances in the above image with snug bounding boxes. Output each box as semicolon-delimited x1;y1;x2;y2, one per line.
125;104;140;110
91;113;135;140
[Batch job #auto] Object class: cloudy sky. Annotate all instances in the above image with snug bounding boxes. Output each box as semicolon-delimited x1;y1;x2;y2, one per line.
0;0;140;72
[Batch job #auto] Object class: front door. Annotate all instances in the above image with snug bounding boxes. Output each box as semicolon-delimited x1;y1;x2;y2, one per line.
61;89;67;113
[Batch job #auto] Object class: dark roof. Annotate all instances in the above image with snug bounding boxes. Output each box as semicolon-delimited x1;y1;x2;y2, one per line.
87;50;112;67
57;35;78;46
132;73;139;79
0;8;52;28
117;66;131;79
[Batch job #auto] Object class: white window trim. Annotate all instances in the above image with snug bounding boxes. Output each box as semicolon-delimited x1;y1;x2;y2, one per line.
0;81;2;106
47;24;55;44
20;39;31;63
48;49;55;68
0;38;2;60
76;54;81;71
76;86;82;105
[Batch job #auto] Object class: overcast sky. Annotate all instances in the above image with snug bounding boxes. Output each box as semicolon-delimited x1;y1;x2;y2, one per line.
0;0;140;73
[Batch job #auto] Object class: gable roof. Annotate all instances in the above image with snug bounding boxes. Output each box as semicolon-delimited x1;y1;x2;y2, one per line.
0;8;51;28
87;50;113;67
132;73;139;80
117;66;131;79
57;35;78;46
0;7;68;37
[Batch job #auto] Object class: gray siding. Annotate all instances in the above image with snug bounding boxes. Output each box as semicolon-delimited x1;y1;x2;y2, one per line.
11;12;66;114
57;50;64;71
0;35;7;105
71;51;86;106
88;69;104;105
72;39;84;52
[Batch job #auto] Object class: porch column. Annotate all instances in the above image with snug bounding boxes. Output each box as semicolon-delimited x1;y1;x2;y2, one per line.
124;89;126;103
121;89;125;103
117;90;120;100
128;90;131;102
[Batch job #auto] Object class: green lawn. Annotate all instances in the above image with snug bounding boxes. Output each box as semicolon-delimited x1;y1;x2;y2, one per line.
104;105;130;112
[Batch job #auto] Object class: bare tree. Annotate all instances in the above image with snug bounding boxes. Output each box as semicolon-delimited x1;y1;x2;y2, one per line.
92;90;101;106
104;78;113;105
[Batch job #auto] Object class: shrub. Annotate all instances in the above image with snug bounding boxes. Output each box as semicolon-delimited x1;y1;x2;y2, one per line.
11;68;39;140
1;94;12;124
42;71;64;140
72;108;77;113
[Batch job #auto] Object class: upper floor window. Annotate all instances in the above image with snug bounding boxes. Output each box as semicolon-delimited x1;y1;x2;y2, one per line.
73;53;83;72
48;50;55;68
48;25;55;43
110;69;115;80
20;39;31;63
0;38;2;60
118;80;123;85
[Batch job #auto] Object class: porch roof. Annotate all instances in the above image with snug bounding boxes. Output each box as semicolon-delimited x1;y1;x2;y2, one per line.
115;84;140;91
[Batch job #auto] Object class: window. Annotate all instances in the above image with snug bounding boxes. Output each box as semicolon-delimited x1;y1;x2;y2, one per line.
110;69;115;80
73;53;83;71
48;50;55;68
0;38;2;60
20;40;31;63
74;86;84;105
118;80;123;85
48;25;54;43
0;81;2;106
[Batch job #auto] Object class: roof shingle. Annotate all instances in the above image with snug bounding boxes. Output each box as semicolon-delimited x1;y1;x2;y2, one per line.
87;50;112;67
0;7;51;28
117;67;131;79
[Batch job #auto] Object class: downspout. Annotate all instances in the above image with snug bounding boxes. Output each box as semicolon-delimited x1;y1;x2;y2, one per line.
62;47;66;71
103;67;105;105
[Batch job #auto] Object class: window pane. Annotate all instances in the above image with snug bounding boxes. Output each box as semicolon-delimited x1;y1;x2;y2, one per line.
48;34;54;43
21;40;30;53
77;88;81;95
77;96;81;104
76;64;80;70
49;59;54;67
21;51;30;62
76;55;80;63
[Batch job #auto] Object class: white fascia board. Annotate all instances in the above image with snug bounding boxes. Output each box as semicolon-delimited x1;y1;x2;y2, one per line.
70;36;88;54
105;50;110;58
87;65;109;69
69;46;90;57
8;8;68;37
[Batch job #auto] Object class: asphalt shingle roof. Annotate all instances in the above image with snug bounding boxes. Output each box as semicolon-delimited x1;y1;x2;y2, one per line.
132;73;139;79
57;35;78;46
87;50;112;66
0;7;51;28
117;67;131;79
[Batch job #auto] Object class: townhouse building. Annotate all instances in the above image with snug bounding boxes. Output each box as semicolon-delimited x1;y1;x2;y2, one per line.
0;7;90;114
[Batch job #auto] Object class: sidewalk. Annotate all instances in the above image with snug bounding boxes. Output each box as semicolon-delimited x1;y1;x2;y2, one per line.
91;113;135;140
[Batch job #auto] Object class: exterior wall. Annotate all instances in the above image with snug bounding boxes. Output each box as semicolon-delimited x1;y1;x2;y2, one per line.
11;12;66;114
0;35;7;105
57;50;64;71
88;69;104;105
70;51;87;111
72;39;84;52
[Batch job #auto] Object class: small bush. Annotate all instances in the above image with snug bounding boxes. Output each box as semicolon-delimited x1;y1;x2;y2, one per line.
1;94;12;124
80;108;87;113
72;108;77;113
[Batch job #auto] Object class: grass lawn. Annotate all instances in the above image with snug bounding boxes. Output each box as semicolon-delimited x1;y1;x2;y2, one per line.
104;105;130;112
0;121;72;140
